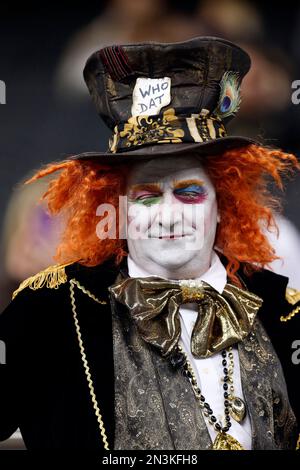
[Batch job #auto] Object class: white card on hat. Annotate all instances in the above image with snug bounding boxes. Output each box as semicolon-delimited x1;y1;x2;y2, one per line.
131;77;171;117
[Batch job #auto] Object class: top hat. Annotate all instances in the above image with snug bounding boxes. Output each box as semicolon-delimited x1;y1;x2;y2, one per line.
71;36;258;164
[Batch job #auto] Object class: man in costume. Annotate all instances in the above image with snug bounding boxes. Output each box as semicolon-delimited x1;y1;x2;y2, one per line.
0;37;299;450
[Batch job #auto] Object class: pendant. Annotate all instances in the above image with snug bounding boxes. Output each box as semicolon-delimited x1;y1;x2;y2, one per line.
229;396;246;423
212;432;244;450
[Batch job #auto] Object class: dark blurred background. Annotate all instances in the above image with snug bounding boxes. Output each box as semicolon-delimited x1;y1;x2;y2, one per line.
1;0;300;310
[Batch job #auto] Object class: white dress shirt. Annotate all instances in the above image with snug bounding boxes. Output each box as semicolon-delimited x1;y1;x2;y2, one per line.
127;251;252;449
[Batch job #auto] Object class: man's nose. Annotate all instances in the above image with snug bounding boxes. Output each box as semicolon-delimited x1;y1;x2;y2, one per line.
156;193;183;229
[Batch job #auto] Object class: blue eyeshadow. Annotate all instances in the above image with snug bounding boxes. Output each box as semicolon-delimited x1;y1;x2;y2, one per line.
174;184;204;194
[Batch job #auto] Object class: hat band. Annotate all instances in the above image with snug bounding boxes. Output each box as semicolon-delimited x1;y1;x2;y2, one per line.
108;108;227;153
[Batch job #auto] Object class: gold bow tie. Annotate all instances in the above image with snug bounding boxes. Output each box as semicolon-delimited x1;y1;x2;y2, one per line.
109;274;263;359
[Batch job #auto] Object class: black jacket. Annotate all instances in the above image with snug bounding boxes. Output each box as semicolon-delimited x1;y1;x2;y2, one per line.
0;259;299;449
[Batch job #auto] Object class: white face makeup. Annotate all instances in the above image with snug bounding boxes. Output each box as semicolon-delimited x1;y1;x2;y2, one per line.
125;155;219;280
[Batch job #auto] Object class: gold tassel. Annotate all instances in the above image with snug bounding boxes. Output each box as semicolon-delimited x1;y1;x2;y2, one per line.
12;263;71;300
296;433;300;450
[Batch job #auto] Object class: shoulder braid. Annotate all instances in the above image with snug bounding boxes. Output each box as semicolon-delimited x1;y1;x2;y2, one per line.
12;262;72;300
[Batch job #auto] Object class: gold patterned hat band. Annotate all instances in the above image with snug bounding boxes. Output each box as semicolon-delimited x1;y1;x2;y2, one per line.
109;108;227;153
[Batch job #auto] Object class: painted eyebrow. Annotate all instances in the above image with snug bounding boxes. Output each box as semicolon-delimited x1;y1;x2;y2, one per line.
128;179;205;194
172;179;205;189
128;183;162;193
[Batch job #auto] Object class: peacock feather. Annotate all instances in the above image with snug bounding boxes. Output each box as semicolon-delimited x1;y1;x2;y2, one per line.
215;71;241;119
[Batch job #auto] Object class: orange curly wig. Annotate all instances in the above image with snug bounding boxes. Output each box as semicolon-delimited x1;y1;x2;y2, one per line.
26;144;299;283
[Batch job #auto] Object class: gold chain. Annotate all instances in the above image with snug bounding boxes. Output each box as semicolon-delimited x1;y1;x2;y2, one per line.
280;305;300;322
69;279;110;450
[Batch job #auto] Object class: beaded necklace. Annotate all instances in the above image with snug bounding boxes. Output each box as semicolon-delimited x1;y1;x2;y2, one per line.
176;343;246;450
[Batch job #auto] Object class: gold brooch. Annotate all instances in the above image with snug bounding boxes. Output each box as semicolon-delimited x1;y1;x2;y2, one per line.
179;279;205;303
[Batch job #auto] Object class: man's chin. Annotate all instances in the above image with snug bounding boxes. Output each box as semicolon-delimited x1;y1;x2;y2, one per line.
149;255;195;271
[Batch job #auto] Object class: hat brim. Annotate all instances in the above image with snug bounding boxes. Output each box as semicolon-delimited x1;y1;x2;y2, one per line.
68;136;260;165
